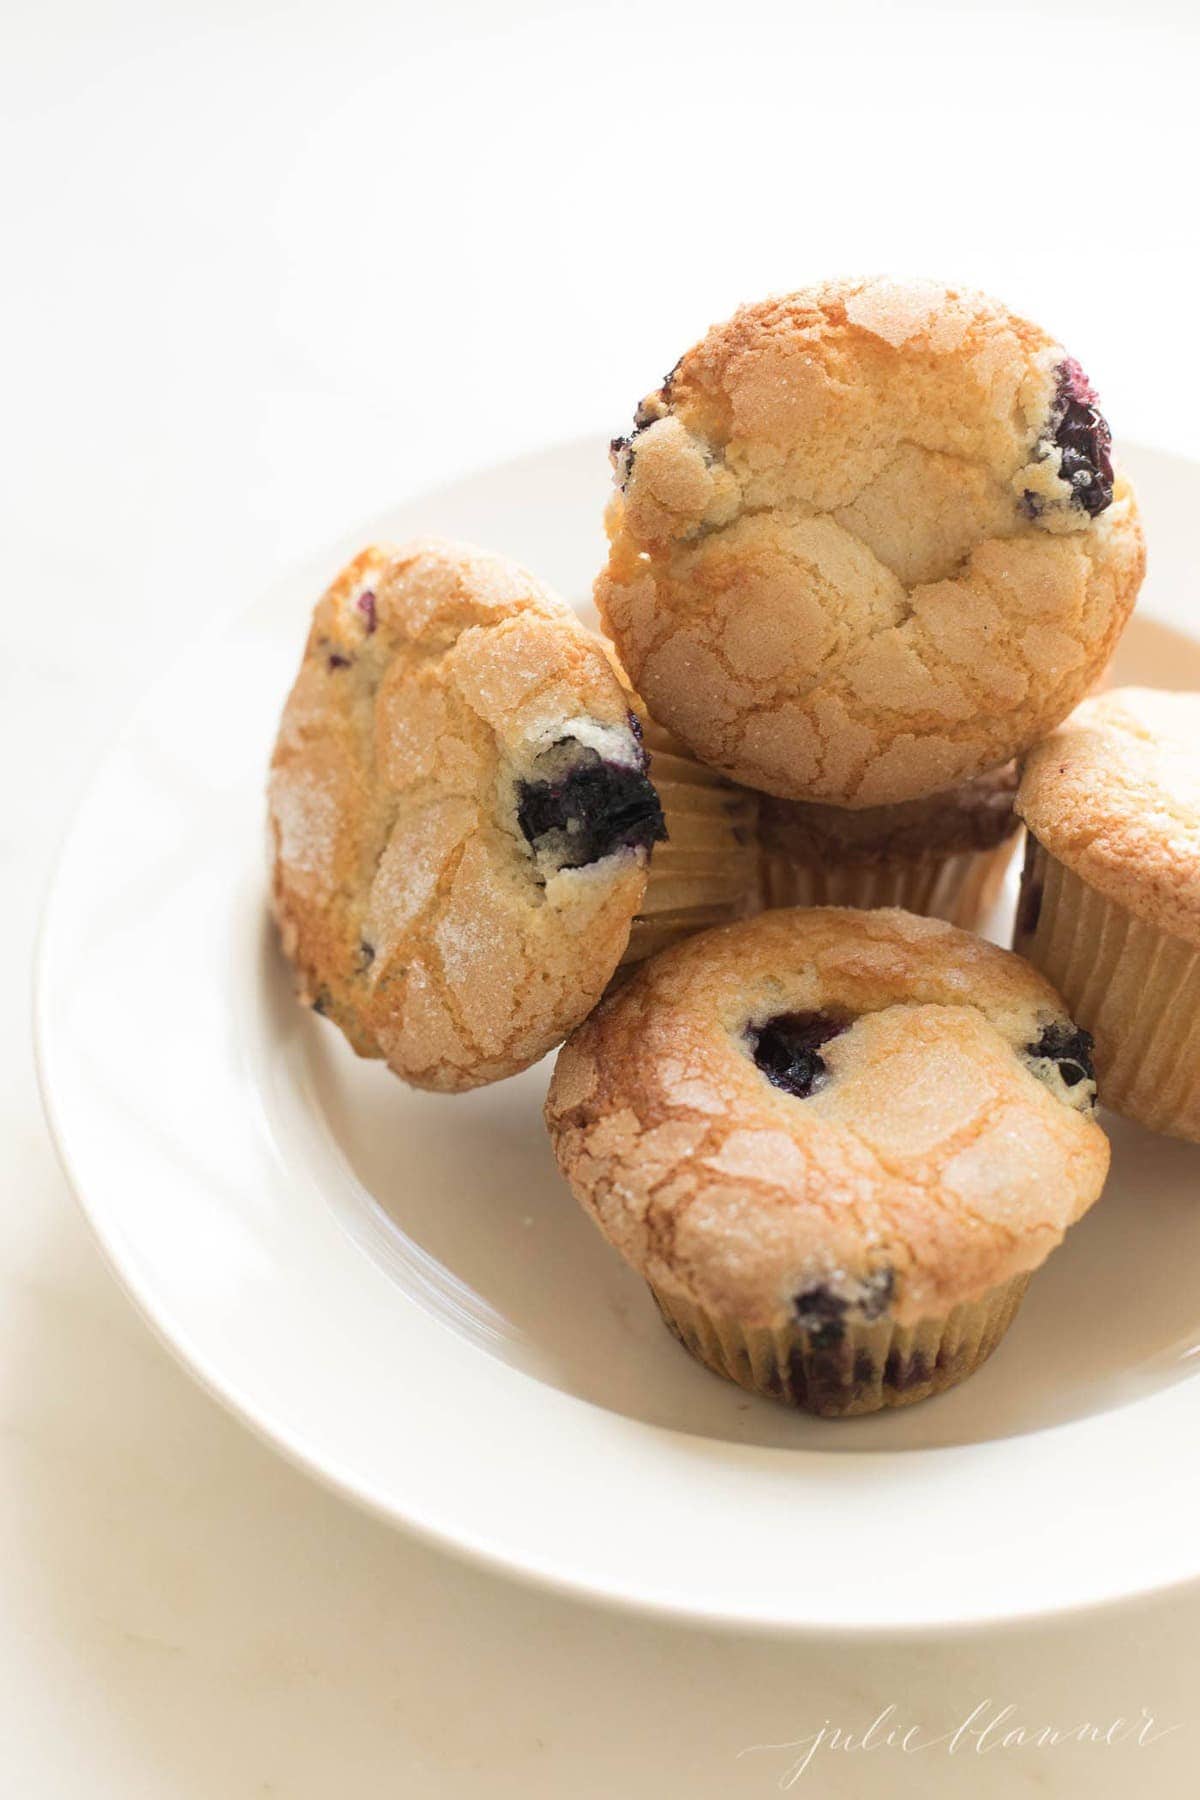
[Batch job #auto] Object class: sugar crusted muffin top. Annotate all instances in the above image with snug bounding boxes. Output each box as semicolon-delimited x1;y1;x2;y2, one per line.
596;277;1144;807
1018;687;1200;948
546;908;1109;1329
269;538;669;1092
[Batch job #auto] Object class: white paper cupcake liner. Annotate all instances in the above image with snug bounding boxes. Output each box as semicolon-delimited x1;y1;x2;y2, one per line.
622;724;759;965
759;838;1015;931
647;1274;1031;1417
1015;838;1200;1141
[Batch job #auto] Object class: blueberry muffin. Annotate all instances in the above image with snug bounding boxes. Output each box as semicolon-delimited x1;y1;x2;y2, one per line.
268;538;758;1092
545;908;1109;1414
759;762;1019;929
1016;687;1200;1141
596;278;1144;806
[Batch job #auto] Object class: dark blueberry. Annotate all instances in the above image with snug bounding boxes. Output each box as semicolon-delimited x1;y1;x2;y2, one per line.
611;378;675;489
1027;1020;1096;1089
807;1347;856;1400
356;940;375;972
885;1350;931;1392
788;1339;877;1411
356;590;377;634
747;1010;849;1099
1053;359;1114;516
327;651;352;670
793;1267;894;1350
1024;358;1114;519
516;740;666;871
311;988;331;1016
793;1283;848;1349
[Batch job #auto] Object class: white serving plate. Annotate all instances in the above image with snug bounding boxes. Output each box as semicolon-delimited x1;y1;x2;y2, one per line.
35;438;1200;1634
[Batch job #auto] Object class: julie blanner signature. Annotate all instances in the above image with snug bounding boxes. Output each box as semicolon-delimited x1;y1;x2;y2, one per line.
738;1701;1182;1787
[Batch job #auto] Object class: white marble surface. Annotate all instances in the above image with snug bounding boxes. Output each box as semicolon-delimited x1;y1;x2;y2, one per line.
8;0;1200;1791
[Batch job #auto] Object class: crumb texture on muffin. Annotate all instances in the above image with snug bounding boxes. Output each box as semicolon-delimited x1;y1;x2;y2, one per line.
597;278;1144;806
545;907;1109;1329
1017;687;1200;948
269;538;657;1092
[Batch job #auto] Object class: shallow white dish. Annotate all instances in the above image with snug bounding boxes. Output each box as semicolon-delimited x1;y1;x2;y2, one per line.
35;438;1200;1634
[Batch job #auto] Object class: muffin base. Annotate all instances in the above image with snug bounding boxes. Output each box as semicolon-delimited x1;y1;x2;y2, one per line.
622;725;759;964
648;1274;1032;1417
1015;838;1200;1142
759;840;1015;932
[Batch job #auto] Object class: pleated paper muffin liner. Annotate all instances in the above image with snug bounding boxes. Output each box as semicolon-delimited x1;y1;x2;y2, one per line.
1015;837;1200;1141
647;1273;1032;1417
622;723;760;965
759;838;1016;932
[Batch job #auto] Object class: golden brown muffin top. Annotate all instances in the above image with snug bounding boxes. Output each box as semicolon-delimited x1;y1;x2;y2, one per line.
1018;687;1200;947
546;908;1109;1329
269;538;667;1091
596;278;1144;807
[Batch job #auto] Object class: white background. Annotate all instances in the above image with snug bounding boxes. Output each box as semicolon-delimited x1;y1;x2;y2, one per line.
6;0;1200;1792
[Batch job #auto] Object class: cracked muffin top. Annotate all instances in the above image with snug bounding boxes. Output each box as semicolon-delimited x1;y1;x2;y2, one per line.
268;537;673;1092
1018;687;1200;947
545;908;1109;1329
596;277;1144;807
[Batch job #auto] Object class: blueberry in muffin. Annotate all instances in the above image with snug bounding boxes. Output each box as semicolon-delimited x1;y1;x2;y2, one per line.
546;907;1108;1413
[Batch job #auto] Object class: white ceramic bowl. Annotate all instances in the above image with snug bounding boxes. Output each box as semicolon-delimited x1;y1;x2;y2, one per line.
35;439;1200;1634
